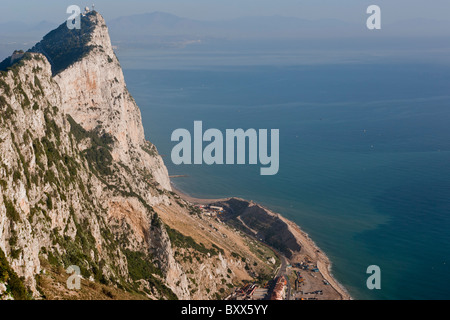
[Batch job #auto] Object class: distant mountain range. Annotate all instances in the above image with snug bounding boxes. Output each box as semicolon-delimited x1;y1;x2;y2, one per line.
107;12;359;39
0;20;59;40
0;20;60;58
106;11;373;43
1;11;449;57
106;12;450;41
3;11;450;41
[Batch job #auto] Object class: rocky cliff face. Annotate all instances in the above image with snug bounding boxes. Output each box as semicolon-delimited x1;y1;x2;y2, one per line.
0;52;142;297
52;12;172;193
0;11;276;300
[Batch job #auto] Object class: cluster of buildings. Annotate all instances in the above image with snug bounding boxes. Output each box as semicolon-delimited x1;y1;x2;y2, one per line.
294;271;304;291
82;4;95;15
227;283;269;301
270;276;287;300
232;283;257;300
296;261;319;273
229;276;288;300
195;205;224;217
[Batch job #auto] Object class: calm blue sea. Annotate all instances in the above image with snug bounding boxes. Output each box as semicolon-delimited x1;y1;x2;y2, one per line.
119;47;450;300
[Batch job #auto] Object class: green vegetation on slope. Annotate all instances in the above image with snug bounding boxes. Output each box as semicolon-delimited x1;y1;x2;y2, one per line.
67;114;114;176
123;249;161;281
123;249;178;300
0;248;30;300
27;13;97;75
165;225;223;257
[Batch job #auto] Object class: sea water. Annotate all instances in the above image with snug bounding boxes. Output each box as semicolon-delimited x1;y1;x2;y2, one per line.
119;45;450;300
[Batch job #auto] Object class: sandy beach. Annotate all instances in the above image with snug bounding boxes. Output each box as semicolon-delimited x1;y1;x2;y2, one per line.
172;183;352;300
172;184;231;205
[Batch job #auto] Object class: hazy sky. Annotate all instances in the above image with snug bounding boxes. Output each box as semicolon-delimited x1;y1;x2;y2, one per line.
2;0;450;23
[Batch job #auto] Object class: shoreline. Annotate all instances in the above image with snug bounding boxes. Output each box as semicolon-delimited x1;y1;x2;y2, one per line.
171;182;352;300
171;184;231;205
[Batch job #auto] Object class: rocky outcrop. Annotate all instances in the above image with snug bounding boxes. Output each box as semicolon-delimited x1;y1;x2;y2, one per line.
0;52;128;295
0;49;182;299
215;198;302;258
1;54;66;294
52;13;171;193
148;218;190;299
0;11;265;300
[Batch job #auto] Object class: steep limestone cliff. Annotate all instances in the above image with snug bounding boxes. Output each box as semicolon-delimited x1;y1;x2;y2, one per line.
51;13;172;193
0;11;279;300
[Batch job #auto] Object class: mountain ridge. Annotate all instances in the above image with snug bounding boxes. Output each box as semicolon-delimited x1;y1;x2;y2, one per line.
0;11;284;300
107;11;450;40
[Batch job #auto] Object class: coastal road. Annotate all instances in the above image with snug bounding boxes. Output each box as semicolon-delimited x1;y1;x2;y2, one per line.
276;255;287;278
229;226;292;300
285;274;291;300
274;251;291;300
211;203;293;300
